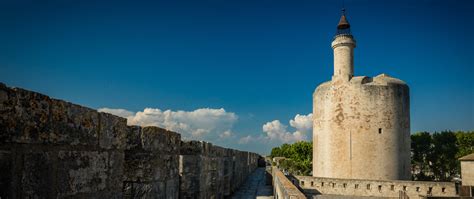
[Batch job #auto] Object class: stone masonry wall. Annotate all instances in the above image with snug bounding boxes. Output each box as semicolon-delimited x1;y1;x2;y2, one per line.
313;74;411;181
0;83;260;198
293;175;457;198
179;141;259;198
271;167;306;199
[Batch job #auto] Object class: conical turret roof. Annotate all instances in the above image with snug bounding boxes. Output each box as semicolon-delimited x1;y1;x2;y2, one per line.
337;14;350;29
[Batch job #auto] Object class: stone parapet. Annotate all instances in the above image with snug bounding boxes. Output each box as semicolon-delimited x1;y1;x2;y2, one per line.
293;175;457;198
271;167;307;199
0;82;261;198
178;140;260;198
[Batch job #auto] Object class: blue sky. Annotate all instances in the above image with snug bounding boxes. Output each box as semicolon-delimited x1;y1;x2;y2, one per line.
1;0;473;154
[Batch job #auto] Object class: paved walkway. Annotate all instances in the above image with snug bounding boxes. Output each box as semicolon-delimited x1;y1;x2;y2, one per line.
231;167;273;199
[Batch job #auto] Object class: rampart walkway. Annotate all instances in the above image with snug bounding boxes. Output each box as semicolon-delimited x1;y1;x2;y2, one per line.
231;167;273;199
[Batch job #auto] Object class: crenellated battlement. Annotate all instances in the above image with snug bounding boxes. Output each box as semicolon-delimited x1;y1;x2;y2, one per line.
0;82;262;198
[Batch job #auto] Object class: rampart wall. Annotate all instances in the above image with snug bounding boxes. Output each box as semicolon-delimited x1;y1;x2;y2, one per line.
179;140;259;198
271;167;306;199
293;175;457;198
0;83;260;198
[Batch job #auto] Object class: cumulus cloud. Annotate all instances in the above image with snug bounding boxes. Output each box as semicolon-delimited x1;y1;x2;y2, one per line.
238;135;253;144
219;130;233;139
289;113;313;132
261;113;313;143
98;107;237;141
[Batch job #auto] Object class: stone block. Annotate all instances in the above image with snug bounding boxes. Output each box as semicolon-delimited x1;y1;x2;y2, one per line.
126;125;142;150
99;112;128;149
142;126;180;153
57;151;108;196
179;155;201;174
108;151;125;192
124;152;163;182
21;151;54;198
50;100;99;146
180;140;211;155
0;87;52;143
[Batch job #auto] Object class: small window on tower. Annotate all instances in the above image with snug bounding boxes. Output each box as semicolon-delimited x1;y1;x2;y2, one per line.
378;128;382;134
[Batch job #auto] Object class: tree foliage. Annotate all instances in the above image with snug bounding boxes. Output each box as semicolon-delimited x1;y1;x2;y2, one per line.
411;130;472;181
270;141;312;176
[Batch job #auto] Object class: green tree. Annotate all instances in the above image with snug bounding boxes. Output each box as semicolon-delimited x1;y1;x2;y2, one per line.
269;141;313;176
411;132;433;180
429;131;458;181
270;147;282;158
456;131;474;158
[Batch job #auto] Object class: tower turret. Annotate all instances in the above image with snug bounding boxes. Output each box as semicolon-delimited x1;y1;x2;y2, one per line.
331;9;356;82
313;9;411;181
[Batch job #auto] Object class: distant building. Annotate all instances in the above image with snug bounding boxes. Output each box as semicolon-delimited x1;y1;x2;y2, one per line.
459;153;474;196
272;157;287;166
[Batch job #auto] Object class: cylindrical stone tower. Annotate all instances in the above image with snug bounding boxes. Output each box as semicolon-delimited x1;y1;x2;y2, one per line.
332;14;355;82
312;11;411;181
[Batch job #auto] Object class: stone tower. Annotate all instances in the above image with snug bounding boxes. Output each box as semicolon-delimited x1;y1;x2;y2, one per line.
312;10;411;180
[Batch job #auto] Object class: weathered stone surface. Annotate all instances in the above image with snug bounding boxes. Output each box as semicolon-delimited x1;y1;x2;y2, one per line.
21;151;54;198
124;150;179;183
0;83;261;198
272;167;306;199
50;100;99;146
126;125;142;150
179;141;261;198
108;151;125;192
313;33;411;181
142;126;181;153
295;175;457;198
57;151;108;196
99;112;128;149
0;87;51;143
180;140;205;155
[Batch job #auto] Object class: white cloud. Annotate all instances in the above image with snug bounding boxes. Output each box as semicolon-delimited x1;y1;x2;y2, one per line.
238;135;253;144
290;113;313;132
98;107;237;140
260;113;313;143
219;130;233;139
